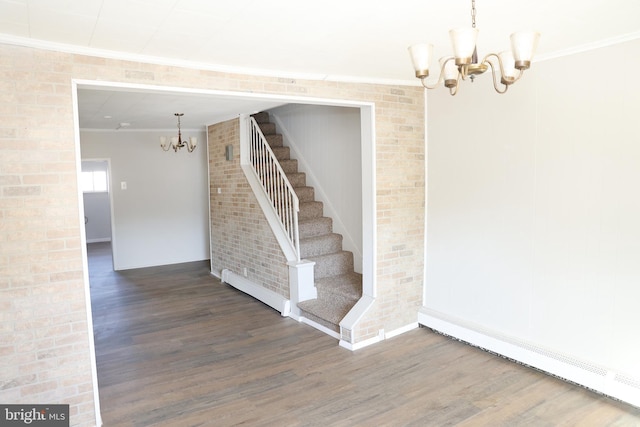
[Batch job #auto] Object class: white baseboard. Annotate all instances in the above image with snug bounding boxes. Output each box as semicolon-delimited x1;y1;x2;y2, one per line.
340;329;384;351
299;316;340;340
418;306;640;408
221;269;291;317
385;322;419;340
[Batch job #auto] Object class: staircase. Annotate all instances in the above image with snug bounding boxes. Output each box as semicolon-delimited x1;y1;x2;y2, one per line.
252;112;362;333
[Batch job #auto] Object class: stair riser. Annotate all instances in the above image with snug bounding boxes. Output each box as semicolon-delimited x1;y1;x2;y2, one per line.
295;187;314;202
297;309;340;333
298;218;333;238
266;134;283;147
312;252;354;279
279;159;298;174
287;173;306;187
315;274;363;300
258;123;276;135
272;146;290;160
299;202;323;220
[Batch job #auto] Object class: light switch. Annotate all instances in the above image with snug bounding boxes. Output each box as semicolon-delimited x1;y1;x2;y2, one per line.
121;181;127;190
217;188;221;194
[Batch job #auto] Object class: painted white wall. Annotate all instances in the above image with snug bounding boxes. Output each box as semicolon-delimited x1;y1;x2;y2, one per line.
268;104;363;272
426;38;640;379
80;129;209;270
82;160;112;242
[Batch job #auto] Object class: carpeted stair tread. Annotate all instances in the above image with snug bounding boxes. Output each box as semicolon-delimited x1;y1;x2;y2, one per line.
315;272;362;300
299;233;343;258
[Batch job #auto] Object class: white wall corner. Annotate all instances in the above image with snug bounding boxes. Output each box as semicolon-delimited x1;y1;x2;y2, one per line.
221;268;291;317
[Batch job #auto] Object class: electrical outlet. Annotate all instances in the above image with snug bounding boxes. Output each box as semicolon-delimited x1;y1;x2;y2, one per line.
243;268;248;277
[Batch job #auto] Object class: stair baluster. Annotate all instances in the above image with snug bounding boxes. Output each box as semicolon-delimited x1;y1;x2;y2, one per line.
247;116;301;261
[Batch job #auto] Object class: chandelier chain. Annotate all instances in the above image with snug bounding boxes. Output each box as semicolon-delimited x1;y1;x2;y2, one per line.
471;0;477;28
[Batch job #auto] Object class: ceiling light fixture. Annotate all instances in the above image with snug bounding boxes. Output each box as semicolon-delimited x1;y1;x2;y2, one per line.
408;0;540;95
160;113;197;153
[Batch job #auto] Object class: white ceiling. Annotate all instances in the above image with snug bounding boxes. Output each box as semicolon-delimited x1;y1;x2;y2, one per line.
2;0;640;129
76;86;289;130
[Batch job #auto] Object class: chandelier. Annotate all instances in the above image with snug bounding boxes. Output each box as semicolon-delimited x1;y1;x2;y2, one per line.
408;0;540;95
160;113;197;152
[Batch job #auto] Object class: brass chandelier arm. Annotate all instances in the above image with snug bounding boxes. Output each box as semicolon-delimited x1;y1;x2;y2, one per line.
419;77;439;90
418;56;456;90
481;53;524;94
448;73;462;96
482;54;508;94
485;59;509;94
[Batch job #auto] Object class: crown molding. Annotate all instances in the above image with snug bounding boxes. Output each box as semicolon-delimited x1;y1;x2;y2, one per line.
535;30;640;63
3;31;639;89
0;33;416;87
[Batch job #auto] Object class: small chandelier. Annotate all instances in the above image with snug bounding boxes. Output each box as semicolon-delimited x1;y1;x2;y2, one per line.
408;0;540;95
160;113;197;152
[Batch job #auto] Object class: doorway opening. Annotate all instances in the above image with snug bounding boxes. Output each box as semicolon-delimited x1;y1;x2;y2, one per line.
73;80;377;423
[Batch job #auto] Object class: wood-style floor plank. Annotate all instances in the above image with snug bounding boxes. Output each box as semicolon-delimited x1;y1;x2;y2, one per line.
88;243;640;426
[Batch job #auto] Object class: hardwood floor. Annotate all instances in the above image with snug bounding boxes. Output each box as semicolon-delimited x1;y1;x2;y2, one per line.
88;243;640;426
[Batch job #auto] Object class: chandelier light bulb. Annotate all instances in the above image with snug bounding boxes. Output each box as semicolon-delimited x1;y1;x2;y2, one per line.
498;51;517;81
449;28;479;65
408;43;433;79
510;31;541;69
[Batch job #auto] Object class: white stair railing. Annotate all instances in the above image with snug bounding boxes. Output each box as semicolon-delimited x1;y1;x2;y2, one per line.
246;116;301;261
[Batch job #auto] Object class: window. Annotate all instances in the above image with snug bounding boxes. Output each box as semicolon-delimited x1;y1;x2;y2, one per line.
82;170;108;193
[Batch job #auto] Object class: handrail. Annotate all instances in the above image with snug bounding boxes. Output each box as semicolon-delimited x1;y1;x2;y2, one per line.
247;117;301;261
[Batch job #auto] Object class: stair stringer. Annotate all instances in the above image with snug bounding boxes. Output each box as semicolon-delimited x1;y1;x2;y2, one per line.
238;115;317;314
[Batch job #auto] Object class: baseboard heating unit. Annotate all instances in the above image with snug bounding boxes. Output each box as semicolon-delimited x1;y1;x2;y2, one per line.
221;269;291;317
418;306;640;408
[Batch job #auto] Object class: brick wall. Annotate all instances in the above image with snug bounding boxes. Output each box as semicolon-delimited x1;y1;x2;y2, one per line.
207;119;290;295
0;42;424;425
